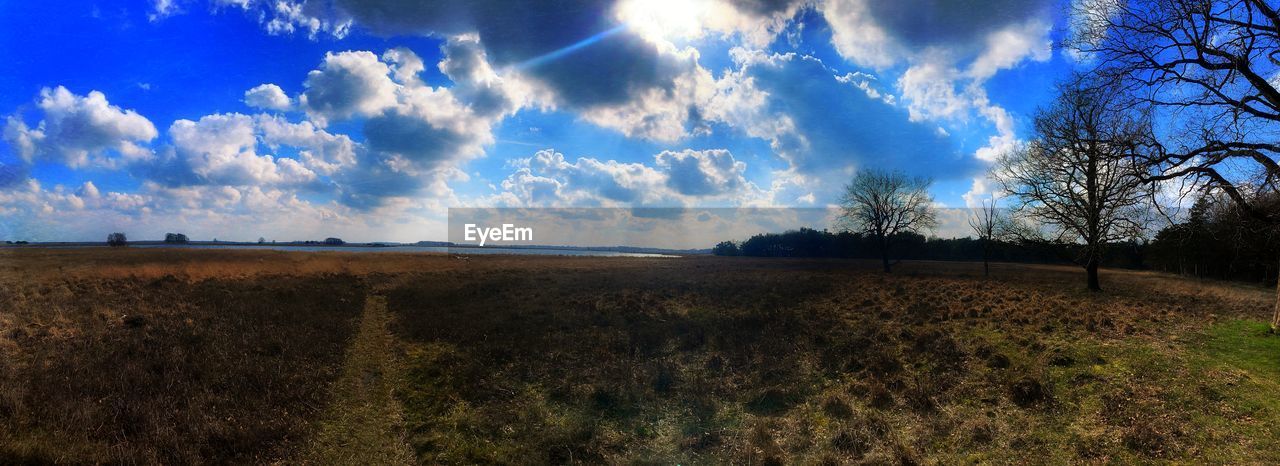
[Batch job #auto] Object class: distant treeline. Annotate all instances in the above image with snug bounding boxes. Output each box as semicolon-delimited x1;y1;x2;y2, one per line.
715;204;1279;286
713;229;1147;269
1146;197;1279;285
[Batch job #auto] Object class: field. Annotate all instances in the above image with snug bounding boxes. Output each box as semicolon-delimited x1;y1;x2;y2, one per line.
1;248;1278;463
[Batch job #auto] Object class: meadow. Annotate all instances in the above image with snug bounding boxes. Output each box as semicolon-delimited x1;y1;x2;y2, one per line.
1;248;1277;463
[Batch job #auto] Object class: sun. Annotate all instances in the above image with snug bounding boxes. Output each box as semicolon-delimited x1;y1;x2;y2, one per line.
616;0;711;45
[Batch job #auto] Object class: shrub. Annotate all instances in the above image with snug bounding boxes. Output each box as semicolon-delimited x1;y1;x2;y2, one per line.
712;241;740;256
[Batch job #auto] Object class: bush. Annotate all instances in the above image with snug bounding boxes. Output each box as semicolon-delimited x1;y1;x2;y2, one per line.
163;233;189;244
107;232;128;247
323;237;345;246
712;241;739;256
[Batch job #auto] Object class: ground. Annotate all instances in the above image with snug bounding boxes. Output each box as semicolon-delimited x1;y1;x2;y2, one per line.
0;249;1277;463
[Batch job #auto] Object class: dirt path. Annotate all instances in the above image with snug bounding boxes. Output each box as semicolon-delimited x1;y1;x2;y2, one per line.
298;294;416;465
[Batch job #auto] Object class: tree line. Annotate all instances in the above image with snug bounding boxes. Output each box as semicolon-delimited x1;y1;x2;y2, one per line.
713;229;1148;270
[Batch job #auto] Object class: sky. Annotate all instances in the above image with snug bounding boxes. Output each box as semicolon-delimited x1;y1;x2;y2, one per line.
0;0;1079;243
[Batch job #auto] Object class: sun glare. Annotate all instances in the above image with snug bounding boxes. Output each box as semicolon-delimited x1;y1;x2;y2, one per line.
616;0;710;44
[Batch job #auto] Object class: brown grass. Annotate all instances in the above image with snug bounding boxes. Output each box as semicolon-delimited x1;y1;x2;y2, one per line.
1;248;1277;463
0;249;369;463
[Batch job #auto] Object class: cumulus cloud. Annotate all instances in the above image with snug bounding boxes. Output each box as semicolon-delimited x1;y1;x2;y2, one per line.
823;0;1052;69
300;51;399;125
276;46;506;207
614;0;805;47
3;87;157;168
493;148;762;207
255;114;358;174
244;83;293;111
362;85;494;169
655;149;748;196
438;34;539;118
165;113;320;187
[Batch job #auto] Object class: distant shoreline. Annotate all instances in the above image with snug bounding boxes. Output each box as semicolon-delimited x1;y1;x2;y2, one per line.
0;241;703;257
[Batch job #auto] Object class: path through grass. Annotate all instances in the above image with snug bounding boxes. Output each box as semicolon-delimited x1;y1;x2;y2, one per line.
299;294;415;464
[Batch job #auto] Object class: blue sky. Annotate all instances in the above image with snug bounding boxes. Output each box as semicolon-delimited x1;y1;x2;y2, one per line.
0;0;1076;242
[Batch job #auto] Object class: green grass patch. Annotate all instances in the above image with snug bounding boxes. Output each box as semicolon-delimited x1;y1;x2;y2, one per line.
1198;319;1280;383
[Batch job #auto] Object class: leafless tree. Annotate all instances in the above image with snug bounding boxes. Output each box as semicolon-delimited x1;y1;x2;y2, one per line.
968;196;1002;277
995;80;1152;291
1072;0;1280;325
838;169;937;273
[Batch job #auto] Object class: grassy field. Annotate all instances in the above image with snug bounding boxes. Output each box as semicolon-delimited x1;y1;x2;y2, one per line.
1;248;1278;463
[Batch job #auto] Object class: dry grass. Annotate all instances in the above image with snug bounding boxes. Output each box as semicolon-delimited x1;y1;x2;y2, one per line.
0;249;369;463
1;248;1277;463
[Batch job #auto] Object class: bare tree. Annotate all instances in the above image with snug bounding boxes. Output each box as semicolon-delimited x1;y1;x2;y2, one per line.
838;169;937;273
1072;0;1280;324
995;80;1151;291
968;196;1001;277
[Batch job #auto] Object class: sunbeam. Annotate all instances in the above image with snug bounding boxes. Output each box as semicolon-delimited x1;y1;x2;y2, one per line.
514;24;627;70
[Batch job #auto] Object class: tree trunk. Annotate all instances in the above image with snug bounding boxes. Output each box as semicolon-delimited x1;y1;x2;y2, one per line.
1086;259;1101;292
1272;257;1280;333
982;240;990;277
880;236;891;273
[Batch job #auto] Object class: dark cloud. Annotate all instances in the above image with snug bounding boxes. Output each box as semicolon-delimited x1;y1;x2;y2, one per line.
730;0;805;16
656;149;746;196
439;35;522;118
865;0;1051;50
332;0;696;108
334;156;424;207
363;110;477;167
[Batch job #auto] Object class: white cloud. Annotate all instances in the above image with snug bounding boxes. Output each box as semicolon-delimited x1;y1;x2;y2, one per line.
300;51;399;125
149;0;180;22
255;114;357;175
704;50;805;157
967;21;1053;81
655;149;748;196
168;113;319;187
578;59;715;142
614;0;804;48
2;87;157;168
835;71;896;104
244;83;293;111
821;0;902;69
382;46;425;84
492;148;764;207
898;59;970;122
438;34;539;118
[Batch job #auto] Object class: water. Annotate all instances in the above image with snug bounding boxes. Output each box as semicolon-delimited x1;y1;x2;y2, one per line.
118;243;679;257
